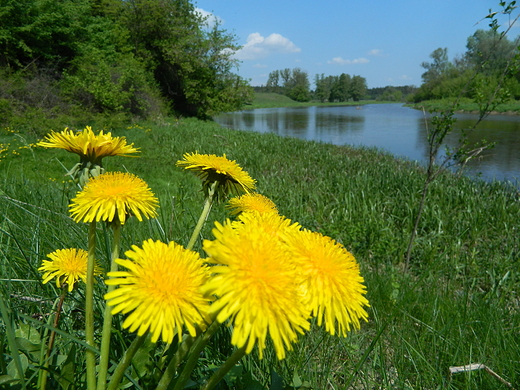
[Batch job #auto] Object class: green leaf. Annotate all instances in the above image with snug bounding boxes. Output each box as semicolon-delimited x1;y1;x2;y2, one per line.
7;353;28;379
14;337;40;360
270;370;284;390
0;374;19;386
291;370;302;388
131;337;155;377
242;371;264;390
58;344;76;390
15;323;41;345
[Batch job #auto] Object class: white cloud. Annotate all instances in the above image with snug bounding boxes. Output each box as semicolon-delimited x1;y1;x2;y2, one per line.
328;57;369;65
368;49;383;56
195;8;222;28
253;63;268;68
234;33;301;60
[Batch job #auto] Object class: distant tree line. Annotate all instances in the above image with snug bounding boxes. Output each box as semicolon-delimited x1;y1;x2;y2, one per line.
314;73;368;102
257;68;368;102
0;0;253;124
263;68;312;102
412;28;520;103
367;86;418;102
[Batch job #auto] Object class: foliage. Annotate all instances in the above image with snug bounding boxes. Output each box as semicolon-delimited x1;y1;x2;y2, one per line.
0;0;253;122
367;85;418;102
314;73;368;102
266;68;312;102
413;12;520;104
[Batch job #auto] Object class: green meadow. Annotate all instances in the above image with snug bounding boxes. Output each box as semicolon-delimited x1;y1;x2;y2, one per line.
1;118;519;389
248;92;381;109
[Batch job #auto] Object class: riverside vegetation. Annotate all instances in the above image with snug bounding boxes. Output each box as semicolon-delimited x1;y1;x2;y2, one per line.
1;117;519;389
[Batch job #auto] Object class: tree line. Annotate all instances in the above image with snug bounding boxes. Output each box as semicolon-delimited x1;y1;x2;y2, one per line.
412;28;520;103
0;0;253;124
258;68;368;102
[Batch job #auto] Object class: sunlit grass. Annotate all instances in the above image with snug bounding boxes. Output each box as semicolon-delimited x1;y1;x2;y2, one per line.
1;118;518;389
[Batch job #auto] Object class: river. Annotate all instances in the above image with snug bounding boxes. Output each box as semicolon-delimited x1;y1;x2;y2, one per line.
214;103;520;183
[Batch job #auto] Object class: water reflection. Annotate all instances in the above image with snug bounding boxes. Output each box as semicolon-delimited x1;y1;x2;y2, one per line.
215;104;520;183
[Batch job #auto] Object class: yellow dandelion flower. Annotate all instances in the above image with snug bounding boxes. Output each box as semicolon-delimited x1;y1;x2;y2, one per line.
227;193;278;215
69;172;158;225
284;229;369;337
202;214;310;360
176;152;256;199
39;248;102;292
104;239;211;343
38;126;139;163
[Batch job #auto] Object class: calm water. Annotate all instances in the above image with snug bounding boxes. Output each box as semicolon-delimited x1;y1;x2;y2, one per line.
215;103;520;183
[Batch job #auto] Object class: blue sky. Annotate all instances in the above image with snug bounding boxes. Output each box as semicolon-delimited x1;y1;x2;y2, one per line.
194;0;519;88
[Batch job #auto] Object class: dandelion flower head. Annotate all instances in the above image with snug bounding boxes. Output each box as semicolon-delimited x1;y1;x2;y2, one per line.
38;126;139;163
285;229;369;337
39;248;102;292
202;214;309;359
227;193;278;215
69;172;158;225
176;152;256;199
105;239;211;343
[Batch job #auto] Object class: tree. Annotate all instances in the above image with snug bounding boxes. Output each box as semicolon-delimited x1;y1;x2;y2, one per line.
420;47;453;84
115;0;252;118
267;68;311;102
350;75;367;101
285;68;311;102
465;29;518;75
266;70;281;93
0;0;253;120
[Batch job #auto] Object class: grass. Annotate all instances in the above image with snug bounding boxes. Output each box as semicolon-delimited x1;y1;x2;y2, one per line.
409;97;520;114
247;92;382;109
1;118;519;389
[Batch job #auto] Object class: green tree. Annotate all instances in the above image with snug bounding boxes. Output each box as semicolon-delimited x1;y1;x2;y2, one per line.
285;68;311;102
350;75;367;101
314;74;332;102
114;0;252;118
0;0;92;70
266;70;281;93
420;47;453;84
465;28;518;75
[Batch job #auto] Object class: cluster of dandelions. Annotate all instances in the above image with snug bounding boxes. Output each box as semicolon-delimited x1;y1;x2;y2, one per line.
37;127;369;390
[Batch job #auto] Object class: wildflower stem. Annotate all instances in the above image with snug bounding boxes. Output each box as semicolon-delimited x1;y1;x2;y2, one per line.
200;347;247;390
186;181;218;251
97;221;121;390
86;221;97;390
106;334;146;390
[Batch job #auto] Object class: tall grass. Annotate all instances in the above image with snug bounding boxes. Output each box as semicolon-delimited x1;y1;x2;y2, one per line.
1;119;518;389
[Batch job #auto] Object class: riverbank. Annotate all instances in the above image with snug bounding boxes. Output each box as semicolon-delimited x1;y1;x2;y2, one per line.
1;118;518;388
408;97;520;114
247;92;383;109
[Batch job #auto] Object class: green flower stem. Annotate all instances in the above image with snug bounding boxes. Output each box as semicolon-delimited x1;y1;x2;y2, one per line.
156;320;221;390
106;334;146;390
154;334;196;390
200;347;247;390
97;221;121;390
186;181;218;251
86;221;97;390
39;287;67;390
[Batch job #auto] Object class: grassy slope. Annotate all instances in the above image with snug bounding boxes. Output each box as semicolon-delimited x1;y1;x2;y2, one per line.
247;92;381;109
1;119;519;389
409;97;520;114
